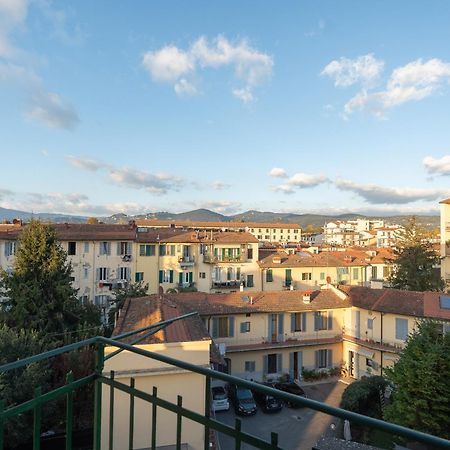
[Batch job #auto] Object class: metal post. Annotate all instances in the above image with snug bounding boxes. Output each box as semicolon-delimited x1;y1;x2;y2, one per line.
204;375;211;450
33;387;42;450
65;372;74;450
0;400;4;450
129;378;135;450
176;396;183;450
151;386;157;450
94;342;105;450
234;418;242;450
109;371;115;450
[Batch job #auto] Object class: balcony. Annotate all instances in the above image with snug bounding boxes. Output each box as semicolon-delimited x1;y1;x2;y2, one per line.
203;254;246;264
211;280;242;290
1;318;448;450
178;255;195;267
343;334;404;353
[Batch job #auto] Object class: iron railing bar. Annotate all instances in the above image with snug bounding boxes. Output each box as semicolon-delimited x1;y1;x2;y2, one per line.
3;374;96;419
100;376;282;450
129;378;135;450
0;337;97;374
93;343;104;450
109;371;115;450
176;396;182;450
112;312;198;341
151;387;157;450
0;400;3;450
98;336;450;449
204;375;211;450
235;418;242;450
65;372;74;450
105;325;167;361
33;387;42;450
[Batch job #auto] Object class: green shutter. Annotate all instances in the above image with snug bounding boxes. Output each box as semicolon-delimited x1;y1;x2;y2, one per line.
179;272;183;285
229;317;235;337
302;312;307;332
169;270;174;283
291;313;296;332
211;318;218;338
189;272;193;283
159;270;163;283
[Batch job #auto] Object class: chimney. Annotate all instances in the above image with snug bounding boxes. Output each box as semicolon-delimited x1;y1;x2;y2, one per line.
273;256;281;264
290;284;294;291
302;294;311;304
250;296;253;305
240;283;244;292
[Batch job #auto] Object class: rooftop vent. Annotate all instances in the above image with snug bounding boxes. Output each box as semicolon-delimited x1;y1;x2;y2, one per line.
302;294;311;304
273;256;281;264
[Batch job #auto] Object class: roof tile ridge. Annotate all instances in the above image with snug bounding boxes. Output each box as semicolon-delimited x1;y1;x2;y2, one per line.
372;288;391;310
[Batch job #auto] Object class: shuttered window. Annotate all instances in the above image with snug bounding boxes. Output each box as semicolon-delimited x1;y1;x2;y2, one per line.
395;318;408;340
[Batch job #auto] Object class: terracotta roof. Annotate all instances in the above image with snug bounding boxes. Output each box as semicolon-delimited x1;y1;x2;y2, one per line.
162;289;351;315
439;198;450;204
258;251;368;268
135;219;300;230
113;296;211;344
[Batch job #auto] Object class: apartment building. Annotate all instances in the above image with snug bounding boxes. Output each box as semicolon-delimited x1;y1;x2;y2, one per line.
153;286;450;382
376;227;401;248
102;295;214;450
440;197;450;283
136;219;302;243
0;223;136;311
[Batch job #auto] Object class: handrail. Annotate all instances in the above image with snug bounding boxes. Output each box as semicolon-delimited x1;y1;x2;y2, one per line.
99;336;450;449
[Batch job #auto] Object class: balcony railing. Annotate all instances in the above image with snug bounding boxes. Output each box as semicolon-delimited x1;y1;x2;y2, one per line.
179;255;195;266
211;280;242;289
203;254;245;264
1;318;450;450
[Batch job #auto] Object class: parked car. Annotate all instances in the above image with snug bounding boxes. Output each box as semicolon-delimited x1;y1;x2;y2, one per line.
227;383;257;416
251;382;283;413
212;386;230;412
273;382;307;408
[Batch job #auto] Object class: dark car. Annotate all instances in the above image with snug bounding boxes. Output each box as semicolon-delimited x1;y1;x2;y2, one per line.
273;382;307;408
227;383;257;416
251;382;283;413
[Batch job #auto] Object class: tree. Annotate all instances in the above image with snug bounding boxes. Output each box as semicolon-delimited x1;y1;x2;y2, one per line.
388;217;444;291
86;217;99;224
0;326;52;448
384;320;450;439
0;220;100;337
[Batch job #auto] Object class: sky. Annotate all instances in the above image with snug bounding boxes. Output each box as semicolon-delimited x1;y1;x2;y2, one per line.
1;1;450;217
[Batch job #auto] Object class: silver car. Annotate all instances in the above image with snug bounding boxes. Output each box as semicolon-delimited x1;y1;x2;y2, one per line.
212;386;230;412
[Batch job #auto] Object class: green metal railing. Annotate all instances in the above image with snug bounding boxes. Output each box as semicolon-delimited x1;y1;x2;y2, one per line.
1;316;450;450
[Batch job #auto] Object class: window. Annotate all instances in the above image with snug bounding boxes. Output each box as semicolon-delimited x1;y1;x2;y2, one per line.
68;242;76;255
301;272;312;281
98;267;108;281
320;272;325;280
267;353;281;374
140;244;155;256
118;241;132;256
352;268;359;280
245;361;255;372
395;318;408;340
84;268;89;279
294;229;299;234
265;235;270;240
371;266;377;279
246;274;254;288
247;247;253;260
367;318;374;330
4;241;16;257
314;311;332;331
99;242;111;256
84;242;90;253
135;272;144;282
211;317;235;338
159;270;174;283
266;269;273;283
440;296;450;309
119;267;129;280
366;358;374;367
199;272;206;279
291;312;306;332
383;266;390;278
285;269;292;286
315;349;332;369
69;276;75;282
94;295;110;307
240;322;251;333
160;245;175;256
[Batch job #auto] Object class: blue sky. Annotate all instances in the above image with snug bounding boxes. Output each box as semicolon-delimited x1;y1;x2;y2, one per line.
1;1;450;217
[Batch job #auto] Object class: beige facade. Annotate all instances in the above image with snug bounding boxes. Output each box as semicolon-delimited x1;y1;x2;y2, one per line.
102;340;210;450
440;198;450;283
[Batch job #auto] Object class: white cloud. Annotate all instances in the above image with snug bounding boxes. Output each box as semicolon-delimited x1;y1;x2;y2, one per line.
142;45;194;82
27;91;79;129
274;172;328;194
423;155;450;175
335;178;450;204
0;0;28;57
328;58;450;117
200;200;242;215
211;180;231;190
142;35;273;102
174;78;198;96
321;54;384;87
269;167;288;178
65;155;107;171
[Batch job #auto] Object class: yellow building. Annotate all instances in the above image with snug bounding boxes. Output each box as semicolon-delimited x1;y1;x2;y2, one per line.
102;296;215;450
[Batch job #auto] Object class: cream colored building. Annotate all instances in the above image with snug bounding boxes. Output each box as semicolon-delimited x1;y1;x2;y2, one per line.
102;296;213;450
136;219;301;244
440;198;450;283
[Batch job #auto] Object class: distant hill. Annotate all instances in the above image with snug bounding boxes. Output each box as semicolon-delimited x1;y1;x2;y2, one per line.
0;206;439;229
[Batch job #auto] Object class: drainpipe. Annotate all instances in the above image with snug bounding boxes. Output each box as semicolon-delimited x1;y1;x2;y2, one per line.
380;312;384;375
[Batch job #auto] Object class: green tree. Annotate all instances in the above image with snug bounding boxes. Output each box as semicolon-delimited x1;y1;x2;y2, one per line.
0;326;52;448
388;217;444;291
384;320;450;439
0;220;100;337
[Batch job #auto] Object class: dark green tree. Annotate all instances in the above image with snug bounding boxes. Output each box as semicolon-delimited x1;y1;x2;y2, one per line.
0;325;52;448
384;320;450;439
0;220;101;337
388;217;444;291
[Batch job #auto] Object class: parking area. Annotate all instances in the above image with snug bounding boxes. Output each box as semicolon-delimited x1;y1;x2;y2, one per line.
214;381;348;450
